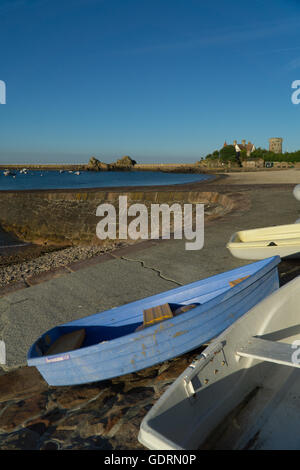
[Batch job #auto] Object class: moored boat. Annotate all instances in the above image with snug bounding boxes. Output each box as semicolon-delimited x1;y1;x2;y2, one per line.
138;275;300;450
27;257;280;386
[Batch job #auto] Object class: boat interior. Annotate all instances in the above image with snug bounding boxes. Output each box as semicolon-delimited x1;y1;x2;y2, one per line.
32;301;202;358
140;278;300;450
201;364;300;449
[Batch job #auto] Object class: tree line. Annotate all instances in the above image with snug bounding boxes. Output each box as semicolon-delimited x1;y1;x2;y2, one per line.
203;145;300;163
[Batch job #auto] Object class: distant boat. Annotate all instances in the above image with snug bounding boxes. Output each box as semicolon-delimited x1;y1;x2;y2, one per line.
227;223;300;260
27;257;280;386
74;171;80;175
138;276;300;450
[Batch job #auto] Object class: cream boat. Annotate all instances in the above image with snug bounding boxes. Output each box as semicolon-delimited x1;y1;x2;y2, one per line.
226;223;300;260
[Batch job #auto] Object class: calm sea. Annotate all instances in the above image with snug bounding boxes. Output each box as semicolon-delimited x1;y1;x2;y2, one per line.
0;170;213;191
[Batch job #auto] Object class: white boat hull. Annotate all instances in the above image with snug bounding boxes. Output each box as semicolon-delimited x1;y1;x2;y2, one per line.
227;223;300;260
293;184;300;201
139;276;300;450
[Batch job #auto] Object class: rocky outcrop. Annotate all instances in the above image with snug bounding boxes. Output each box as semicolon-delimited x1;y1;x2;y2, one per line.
86;157;110;172
112;156;136;169
86;156;136;172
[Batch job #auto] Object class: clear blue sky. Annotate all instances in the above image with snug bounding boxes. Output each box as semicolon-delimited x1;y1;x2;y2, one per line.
1;0;300;164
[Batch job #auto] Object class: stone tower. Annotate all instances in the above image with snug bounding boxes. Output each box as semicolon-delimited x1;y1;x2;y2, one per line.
269;138;283;154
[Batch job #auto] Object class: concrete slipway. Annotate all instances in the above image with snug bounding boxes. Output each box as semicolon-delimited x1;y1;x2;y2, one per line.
0;170;300;371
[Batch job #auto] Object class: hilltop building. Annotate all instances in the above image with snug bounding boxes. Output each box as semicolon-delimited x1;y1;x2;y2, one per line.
269;138;283;154
223;140;256;157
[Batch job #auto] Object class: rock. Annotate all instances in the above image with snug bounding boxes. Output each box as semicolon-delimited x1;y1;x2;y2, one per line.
26;407;67;429
112;155;136;169
116;386;154;407
0;392;48;432
155;358;190;383
110;407;148;450
81;408;127;439
53;385;103;410
0;429;41;450
78;419;106;439
86;157;110;171
64;435;113;450
0;367;48;403
40;440;61;450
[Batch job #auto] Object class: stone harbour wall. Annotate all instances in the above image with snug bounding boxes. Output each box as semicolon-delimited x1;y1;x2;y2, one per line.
0;190;236;246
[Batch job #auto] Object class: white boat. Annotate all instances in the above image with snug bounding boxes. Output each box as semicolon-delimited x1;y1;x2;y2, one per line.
138;276;300;450
293;184;300;201
227;223;300;260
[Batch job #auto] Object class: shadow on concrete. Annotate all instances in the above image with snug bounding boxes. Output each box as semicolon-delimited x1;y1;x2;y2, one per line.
0;224;31;255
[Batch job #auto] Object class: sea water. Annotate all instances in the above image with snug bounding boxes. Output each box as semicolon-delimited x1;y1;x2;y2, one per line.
0;170;213;191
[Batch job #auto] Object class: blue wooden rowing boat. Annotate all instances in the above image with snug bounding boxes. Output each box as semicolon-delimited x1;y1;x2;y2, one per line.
27;256;280;386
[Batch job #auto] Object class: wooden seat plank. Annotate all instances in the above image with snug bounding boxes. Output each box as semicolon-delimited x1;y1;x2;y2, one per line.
143;303;173;327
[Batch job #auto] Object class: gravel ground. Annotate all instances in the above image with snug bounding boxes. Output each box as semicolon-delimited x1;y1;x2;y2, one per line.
0;242;128;288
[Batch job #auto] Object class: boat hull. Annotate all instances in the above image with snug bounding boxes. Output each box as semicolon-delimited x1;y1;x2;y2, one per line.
138;276;300;450
293;184;300;201
27;257;280;386
227;223;300;260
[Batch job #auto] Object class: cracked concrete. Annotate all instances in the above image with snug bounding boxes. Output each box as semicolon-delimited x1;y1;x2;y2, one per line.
116;255;183;286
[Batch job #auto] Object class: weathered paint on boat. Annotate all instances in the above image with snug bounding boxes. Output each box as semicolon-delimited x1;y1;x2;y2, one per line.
27;257;280;386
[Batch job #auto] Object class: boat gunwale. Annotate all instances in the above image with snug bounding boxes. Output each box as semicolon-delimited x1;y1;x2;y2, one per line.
27;256;280;367
228;223;300;246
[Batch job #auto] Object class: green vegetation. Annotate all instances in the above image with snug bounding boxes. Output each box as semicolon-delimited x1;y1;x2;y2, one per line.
250;147;300;162
219;145;237;162
203;146;300;163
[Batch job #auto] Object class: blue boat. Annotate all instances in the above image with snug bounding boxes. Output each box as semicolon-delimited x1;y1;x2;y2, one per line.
27;256;280;386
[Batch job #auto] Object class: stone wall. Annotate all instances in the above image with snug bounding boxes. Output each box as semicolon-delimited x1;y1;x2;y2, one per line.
134;163;197;170
0;190;235;246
